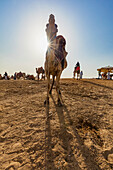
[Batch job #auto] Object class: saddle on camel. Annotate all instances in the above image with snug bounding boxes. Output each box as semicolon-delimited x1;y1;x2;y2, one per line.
44;14;68;106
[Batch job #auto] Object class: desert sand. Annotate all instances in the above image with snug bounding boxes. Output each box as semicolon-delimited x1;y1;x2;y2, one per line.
0;79;113;170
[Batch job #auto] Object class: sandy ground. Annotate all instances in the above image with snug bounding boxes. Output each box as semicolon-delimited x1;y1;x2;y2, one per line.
0;79;113;170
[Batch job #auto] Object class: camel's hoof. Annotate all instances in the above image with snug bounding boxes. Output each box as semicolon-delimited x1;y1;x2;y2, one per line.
44;99;49;105
58;102;63;107
57;100;62;107
59;90;61;95
49;90;52;94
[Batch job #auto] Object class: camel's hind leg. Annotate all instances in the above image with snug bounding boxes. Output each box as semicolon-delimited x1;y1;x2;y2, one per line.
56;74;62;106
77;71;80;80
44;74;50;105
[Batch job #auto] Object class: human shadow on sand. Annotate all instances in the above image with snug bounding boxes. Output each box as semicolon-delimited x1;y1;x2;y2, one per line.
83;80;113;91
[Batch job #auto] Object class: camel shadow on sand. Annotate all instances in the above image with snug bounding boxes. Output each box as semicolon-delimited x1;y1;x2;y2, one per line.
45;104;57;170
46;94;104;169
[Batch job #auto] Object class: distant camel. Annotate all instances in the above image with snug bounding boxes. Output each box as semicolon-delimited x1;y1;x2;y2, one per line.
26;74;35;80
36;67;45;80
16;72;26;79
44;35;68;106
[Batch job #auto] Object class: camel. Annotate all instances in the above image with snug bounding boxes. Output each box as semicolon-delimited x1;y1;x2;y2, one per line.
44;14;68;106
16;72;26;79
26;74;35;80
36;67;45;80
73;68;80;80
73;62;80;80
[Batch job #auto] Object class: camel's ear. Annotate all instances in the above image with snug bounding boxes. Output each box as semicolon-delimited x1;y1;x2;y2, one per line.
65;52;68;57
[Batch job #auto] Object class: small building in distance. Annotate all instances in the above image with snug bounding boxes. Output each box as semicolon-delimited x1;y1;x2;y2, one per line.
97;66;113;79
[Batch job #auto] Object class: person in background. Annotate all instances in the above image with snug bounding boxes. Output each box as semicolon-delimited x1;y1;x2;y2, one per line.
103;72;107;79
4;72;8;80
107;71;110;80
14;72;16;80
98;70;102;79
80;71;83;79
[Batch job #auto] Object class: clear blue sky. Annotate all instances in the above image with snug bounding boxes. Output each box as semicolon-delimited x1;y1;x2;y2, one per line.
0;0;113;78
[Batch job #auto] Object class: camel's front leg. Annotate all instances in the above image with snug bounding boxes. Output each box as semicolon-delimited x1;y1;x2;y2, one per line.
41;73;43;80
56;74;62;106
73;71;75;79
77;73;78;80
38;73;39;80
44;74;50;105
49;75;55;94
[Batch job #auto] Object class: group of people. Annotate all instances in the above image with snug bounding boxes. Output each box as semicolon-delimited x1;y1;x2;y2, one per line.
98;71;111;80
1;72;36;80
6;72;16;80
1;72;17;80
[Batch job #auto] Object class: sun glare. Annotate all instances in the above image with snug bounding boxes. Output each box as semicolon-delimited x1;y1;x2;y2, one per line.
47;41;50;48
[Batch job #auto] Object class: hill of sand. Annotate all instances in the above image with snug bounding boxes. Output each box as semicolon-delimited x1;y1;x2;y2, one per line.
0;79;113;170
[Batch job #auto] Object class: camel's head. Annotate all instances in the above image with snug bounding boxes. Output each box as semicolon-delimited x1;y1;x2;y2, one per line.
49;14;55;24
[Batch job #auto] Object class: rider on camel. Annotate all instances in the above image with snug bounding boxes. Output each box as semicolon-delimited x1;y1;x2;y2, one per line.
75;62;80;71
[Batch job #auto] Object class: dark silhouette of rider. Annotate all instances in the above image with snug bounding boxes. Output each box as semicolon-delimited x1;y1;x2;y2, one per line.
75;62;80;70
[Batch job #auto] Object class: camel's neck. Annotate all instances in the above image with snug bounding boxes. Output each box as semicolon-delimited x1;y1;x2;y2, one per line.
46;23;58;42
